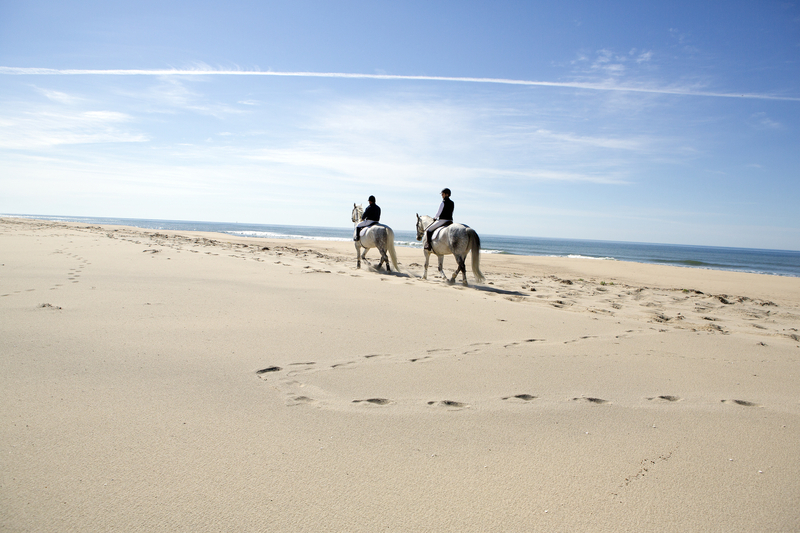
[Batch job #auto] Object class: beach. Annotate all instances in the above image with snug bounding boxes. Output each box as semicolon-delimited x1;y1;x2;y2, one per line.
2;216;799;531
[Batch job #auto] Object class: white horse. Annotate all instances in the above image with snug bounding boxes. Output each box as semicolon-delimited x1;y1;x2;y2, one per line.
415;214;485;285
352;204;400;271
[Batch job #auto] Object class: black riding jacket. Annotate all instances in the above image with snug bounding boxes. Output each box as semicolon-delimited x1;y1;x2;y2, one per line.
363;204;381;222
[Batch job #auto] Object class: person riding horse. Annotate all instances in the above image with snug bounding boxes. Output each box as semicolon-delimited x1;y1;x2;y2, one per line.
354;195;381;241
424;188;454;251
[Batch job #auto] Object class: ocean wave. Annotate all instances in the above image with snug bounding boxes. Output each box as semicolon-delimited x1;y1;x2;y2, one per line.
395;240;504;254
652;258;726;268
226;230;352;242
566;254;617;261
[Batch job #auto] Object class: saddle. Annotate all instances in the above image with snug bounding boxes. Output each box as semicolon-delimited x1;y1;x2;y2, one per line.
425;221;453;250
430;226;447;240
354;221;379;241
431;220;453;238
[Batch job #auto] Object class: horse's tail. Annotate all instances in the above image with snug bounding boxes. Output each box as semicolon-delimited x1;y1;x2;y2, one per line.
386;227;401;272
468;228;485;282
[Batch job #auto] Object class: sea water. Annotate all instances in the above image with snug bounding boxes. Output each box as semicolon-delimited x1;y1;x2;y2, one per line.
5;214;799;278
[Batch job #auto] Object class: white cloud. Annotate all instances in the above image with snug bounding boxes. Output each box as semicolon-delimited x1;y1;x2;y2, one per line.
750;112;781;129
117;77;248;118
230;97;641;189
590;49;627;77
0;109;147;149
35;87;80;104
531;129;648;151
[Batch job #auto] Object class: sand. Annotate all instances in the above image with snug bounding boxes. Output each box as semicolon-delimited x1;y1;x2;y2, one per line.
2;216;799;532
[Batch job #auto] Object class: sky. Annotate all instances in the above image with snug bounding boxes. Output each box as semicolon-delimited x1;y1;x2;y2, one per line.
1;1;799;250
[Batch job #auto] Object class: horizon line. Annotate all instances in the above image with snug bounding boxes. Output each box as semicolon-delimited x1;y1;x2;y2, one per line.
2;66;799;102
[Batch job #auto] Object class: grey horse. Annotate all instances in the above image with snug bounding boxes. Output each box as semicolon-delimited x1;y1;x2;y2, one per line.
415;214;484;285
352;204;400;271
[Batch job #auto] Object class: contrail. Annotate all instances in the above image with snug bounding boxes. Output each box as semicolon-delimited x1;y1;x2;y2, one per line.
1;66;798;101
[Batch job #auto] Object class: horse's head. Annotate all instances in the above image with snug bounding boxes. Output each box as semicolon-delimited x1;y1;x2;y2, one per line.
415;213;424;241
352;203;363;223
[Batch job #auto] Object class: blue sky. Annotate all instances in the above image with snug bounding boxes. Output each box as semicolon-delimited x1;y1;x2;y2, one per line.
1;1;799;250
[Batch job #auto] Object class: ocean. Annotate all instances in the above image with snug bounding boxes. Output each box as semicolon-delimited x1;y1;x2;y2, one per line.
5;214;800;278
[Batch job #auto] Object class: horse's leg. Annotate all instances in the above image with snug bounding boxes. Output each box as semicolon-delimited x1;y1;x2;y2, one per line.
380;247;390;271
438;254;447;280
458;255;469;285
450;254;462;284
448;254;464;284
354;242;361;268
373;230;389;271
423;250;430;279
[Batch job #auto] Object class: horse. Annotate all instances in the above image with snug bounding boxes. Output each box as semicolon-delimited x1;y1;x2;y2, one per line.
352;204;400;272
415;214;485;285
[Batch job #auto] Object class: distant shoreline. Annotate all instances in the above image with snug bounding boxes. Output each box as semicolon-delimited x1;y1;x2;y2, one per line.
3;214;799;277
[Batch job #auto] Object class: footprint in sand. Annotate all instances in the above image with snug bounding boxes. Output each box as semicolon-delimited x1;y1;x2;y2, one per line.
428;400;469;409
647;395;681;402
722;399;759;407
573;397;608;404
503;339;543;348
256;366;282;377
352;398;393;406
287;395;317;406
502;394;537;401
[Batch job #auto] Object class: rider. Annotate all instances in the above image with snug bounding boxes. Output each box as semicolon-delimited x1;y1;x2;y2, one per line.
424;188;454;251
354;195;381;241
